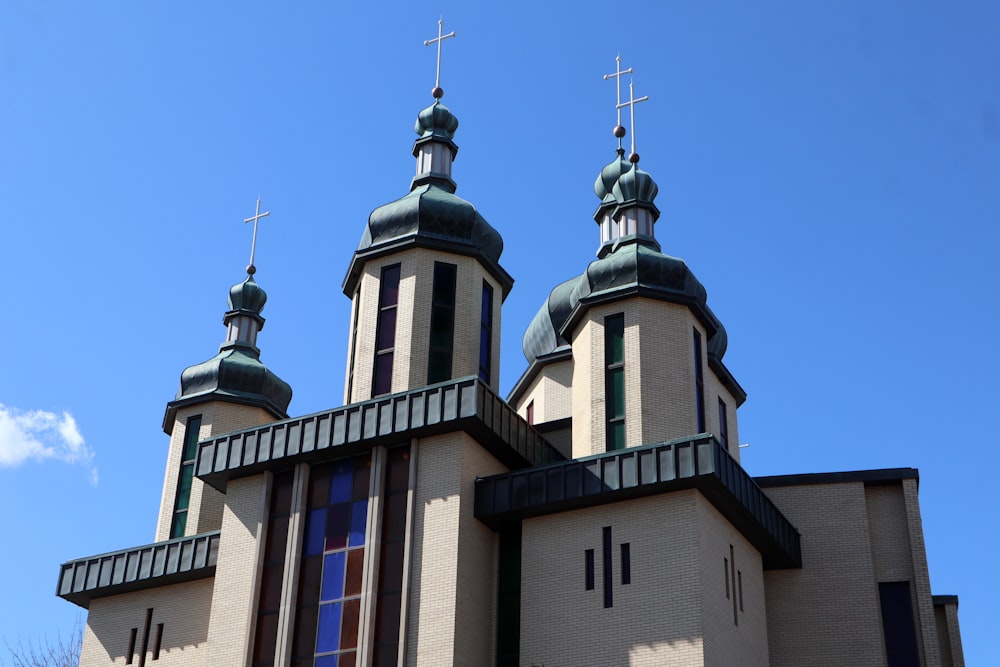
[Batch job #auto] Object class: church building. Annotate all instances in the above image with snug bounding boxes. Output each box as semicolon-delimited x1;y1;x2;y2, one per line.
56;30;964;667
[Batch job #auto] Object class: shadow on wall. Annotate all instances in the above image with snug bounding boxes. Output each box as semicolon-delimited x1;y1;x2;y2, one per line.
83;578;212;665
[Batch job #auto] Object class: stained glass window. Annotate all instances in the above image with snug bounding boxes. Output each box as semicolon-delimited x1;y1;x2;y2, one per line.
292;455;371;666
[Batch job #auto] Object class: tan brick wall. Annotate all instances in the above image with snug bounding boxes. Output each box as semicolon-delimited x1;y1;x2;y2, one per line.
704;372;741;460
696;495;768;667
513;357;573;426
206;473;270;666
521;492;710;666
569;310;594;457
404;432;506;666
569;298;720;457
156;402;274;542
935;600;964;667
865;485;914;582
763;482;887;666
901;478;944;666
80;578;213;666
346;250;504;403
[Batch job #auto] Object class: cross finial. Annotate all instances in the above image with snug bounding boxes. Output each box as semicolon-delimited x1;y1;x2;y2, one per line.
603;55;634;148
243;196;271;275
423;18;456;100
617;79;649;163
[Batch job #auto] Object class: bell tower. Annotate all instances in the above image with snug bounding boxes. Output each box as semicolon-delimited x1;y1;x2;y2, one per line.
512;62;746;459
342;23;512;402
155;200;293;541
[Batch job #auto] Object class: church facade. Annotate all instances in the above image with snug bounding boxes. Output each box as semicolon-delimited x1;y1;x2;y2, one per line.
57;51;964;667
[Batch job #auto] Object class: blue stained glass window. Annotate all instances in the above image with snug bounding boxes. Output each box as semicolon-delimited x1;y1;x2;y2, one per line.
331;463;353;502
304;509;327;556
316;602;342;654
350;500;368;546
293;454;371;665
321;552;346;602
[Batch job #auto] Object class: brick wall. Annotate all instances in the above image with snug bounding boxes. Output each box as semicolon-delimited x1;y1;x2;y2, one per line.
80;578;213;666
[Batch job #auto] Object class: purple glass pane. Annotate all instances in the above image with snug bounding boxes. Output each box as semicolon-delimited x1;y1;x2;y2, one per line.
316;602;343;654
374;353;394;396
380;266;400;306
320;551;346;602
341;598;361;650
339;651;357;667
304;509;327;556
330;461;353;503
325;503;350;552
349;500;368;547
376;308;397;350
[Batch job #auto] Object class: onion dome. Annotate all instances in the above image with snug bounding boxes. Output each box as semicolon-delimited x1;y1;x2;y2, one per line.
612;164;659;216
415;101;459;142
594;149;632;205
228;274;267;318
163;273;292;433
342;97;511;298
522;240;725;366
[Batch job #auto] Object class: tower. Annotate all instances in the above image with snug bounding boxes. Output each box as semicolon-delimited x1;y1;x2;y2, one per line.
157;231;293;541
341;27;511;404
511;74;744;461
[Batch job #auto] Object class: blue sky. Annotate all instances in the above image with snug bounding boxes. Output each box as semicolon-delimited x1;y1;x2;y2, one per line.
1;1;997;662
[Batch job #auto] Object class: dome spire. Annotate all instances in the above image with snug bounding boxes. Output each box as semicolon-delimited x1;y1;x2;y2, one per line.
603;55;634;151
413;19;460;190
242;196;270;276
618;77;649;165
423;17;456;101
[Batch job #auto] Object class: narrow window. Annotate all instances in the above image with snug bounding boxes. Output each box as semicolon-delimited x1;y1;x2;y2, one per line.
605;314;626;451
346;287;361;401
372;264;401;397
878;582;920;667
427;263;457;384
373;447;412;666
620;543;631;585
290;455;372;666
126;628;137;664
694;330;705;432
497;526;522;667
251;470;295;667
479;281;494;383
526;401;534;426
718;398;729;449
602;527;613;608
584;549;595;590
724;558;730;599
152;623;164;660
730;545;738;626
170;414;202;539
737;571;744;612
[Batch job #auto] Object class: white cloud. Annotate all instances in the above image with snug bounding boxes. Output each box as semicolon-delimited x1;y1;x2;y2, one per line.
0;404;97;484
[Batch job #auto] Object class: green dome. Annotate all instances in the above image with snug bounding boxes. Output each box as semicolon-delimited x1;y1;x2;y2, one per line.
228;274;267;316
414;101;459;141
173;346;293;416
612;164;659;213
352;182;503;268
522;239;726;363
594;150;632;204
